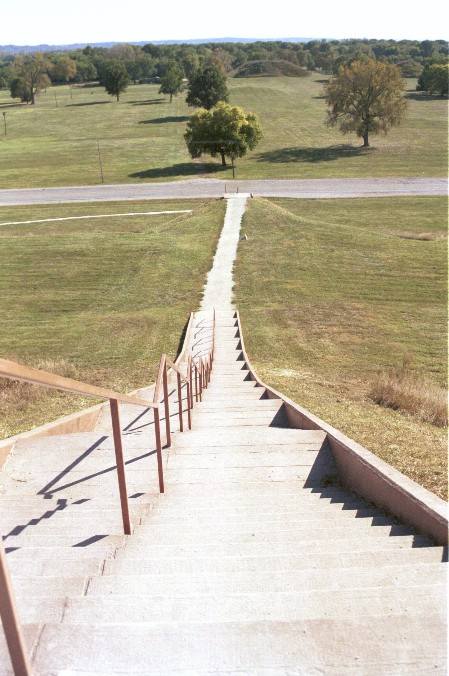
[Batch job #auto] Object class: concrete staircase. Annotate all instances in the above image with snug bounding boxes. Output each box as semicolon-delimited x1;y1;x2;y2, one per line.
0;309;447;674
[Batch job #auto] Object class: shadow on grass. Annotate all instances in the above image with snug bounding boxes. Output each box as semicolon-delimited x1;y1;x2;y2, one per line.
0;102;28;109
257;144;370;164
67;101;111;107
130;98;165;106
405;92;447;102
139;115;190;125
129;162;227;179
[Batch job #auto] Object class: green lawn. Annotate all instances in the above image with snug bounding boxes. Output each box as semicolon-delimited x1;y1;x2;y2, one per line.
234;196;447;499
0;199;224;438
0;76;446;188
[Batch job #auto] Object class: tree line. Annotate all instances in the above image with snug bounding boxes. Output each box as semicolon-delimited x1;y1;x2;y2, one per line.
0;38;447;96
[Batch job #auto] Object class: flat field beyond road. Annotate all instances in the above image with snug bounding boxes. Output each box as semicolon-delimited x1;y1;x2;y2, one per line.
0;199;225;439
234;196;447;499
0;76;447;189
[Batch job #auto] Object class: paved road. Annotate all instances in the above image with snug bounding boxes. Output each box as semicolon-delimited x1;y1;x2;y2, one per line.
0;177;446;206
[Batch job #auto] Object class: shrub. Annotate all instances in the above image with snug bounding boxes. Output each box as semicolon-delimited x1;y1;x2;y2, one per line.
369;358;447;427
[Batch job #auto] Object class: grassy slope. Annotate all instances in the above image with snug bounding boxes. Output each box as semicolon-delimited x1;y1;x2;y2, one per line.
0;199;224;438
234;196;447;499
0;76;446;188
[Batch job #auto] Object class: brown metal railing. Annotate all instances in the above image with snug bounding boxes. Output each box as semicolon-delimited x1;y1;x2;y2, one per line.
0;309;215;676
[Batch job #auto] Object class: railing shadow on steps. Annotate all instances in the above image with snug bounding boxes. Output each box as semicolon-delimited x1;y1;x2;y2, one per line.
0;309;216;676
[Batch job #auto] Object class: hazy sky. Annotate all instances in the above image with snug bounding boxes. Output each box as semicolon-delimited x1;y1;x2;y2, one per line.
1;0;448;45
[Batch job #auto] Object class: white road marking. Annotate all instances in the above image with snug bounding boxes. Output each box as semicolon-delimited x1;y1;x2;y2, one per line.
0;210;193;227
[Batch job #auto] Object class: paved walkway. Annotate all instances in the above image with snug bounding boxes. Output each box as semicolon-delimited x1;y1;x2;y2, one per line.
0;177;445;206
201;195;248;311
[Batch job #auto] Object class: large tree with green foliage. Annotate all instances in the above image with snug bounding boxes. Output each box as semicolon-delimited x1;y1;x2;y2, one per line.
184;102;262;174
186;63;229;109
102;61;129;101
9;77;33;103
159;62;184;102
12;54;50;104
325;58;407;147
49;55;77;83
417;63;448;96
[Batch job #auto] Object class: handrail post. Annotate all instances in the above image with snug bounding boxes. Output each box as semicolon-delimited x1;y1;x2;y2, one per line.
198;363;203;401
0;544;32;676
186;381;192;429
188;356;193;410
109;399;132;535
194;363;199;402
176;372;184;433
162;357;171;447
153;405;165;493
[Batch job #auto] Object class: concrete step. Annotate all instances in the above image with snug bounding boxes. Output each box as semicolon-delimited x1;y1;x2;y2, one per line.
145;484;371;500
8;575;87;597
195;399;282;412
172;428;327;447
166;449;328;468
38;616;445;676
3;545;118;562
0;624;40;675
128;522;418;544
70;586;446;627
107;546;448;575
6;556;104;577
164;465;333;483
3;534;125;550
122;535;431;559
139;507;390;525
89;562;446;597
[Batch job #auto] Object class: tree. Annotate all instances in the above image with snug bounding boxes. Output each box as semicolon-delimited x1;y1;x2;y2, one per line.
9;77;33;103
186;63;229;109
325;58;407;147
417;63;448;96
12;54;50;105
159;62;184;102
184;102;262;175
102;61;129;101
50;56;77;84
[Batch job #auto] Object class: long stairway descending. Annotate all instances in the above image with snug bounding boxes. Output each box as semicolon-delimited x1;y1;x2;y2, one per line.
0;194;446;674
17;308;444;674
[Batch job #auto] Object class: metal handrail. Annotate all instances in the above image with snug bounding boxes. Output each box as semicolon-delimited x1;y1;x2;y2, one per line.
0;309;216;676
0;358;156;410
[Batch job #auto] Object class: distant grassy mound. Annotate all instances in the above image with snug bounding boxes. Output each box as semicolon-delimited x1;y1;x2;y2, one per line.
233;60;309;78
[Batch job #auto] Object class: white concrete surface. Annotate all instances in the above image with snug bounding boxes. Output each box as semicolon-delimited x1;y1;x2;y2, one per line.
200;195;248;310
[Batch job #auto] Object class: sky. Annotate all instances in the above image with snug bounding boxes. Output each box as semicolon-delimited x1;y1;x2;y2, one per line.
1;0;448;45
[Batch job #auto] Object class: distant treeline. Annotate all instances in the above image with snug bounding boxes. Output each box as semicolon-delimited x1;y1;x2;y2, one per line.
1;39;448;90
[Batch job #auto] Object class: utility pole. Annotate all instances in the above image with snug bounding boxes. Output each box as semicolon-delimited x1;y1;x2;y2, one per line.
2;112;6;137
96;139;104;184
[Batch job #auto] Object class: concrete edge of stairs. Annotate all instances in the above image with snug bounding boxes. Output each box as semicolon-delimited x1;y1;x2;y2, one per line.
234;310;448;546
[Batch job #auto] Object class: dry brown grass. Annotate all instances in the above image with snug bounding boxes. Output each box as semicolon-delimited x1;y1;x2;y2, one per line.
369;358;448;427
0;359;80;412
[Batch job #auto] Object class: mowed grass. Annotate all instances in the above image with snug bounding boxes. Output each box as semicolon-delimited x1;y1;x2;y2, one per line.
234;196;447;499
0;199;225;438
0;75;446;188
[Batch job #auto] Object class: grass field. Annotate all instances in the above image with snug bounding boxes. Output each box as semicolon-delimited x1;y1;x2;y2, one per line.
0;76;446;188
0;198;225;439
234;196;447;499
